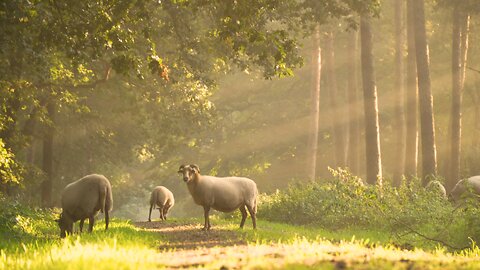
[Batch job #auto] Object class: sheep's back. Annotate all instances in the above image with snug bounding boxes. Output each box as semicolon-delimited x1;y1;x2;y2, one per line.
451;176;480;201
61;174;110;217
150;186;174;206
202;176;257;212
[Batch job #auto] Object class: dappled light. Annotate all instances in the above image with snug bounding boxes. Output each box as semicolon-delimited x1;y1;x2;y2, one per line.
2;0;480;268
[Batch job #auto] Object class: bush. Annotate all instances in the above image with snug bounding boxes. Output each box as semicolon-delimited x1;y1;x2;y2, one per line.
258;168;480;250
0;195;58;248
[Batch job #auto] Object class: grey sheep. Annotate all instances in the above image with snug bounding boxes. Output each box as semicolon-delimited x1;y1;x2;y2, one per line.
57;174;113;238
178;164;258;230
148;186;175;222
449;175;480;202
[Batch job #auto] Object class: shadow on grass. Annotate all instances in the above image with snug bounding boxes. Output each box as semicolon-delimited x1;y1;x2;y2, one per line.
135;220;247;250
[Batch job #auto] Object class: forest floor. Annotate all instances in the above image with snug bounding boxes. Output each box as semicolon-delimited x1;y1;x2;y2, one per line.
134;219;480;269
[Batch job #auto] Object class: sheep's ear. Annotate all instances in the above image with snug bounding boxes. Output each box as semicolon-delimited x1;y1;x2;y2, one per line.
178;164;185;173
190;164;200;173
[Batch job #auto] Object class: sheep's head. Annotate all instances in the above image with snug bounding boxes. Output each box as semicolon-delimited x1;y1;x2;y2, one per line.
178;164;200;183
56;213;73;238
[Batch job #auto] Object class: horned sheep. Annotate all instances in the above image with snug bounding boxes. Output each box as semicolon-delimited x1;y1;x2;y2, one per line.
57;174;113;238
148;186;175;222
178;164;258;230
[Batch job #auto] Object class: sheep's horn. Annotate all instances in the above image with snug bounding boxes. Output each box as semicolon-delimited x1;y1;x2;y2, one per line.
178;164;185;173
190;164;200;173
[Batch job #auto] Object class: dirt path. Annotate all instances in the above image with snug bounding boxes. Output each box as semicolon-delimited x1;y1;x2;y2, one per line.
134;220;479;269
135;220;247;250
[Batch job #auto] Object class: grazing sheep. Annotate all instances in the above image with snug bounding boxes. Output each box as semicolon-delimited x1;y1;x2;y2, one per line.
57;174;113;238
148;186;175;222
178;164;258;230
449;175;480;203
426;180;447;199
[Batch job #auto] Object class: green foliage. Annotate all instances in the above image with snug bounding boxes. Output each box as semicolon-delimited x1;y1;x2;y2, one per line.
259;169;480;250
0;195;58;248
0;139;21;185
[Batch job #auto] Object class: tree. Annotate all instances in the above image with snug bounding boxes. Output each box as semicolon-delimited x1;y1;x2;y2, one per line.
392;0;406;186
413;0;437;185
307;27;321;181
447;7;470;191
360;15;383;185
41;101;55;207
324;31;346;168
347;30;361;175
404;0;418;179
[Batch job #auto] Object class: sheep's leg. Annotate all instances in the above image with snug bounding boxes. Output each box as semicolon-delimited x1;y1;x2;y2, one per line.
88;216;95;233
246;204;257;229
203;206;211;231
79;219;85;233
163;205;170;220
148;204;154;222
239;206;247;229
105;208;109;230
159;208;164;220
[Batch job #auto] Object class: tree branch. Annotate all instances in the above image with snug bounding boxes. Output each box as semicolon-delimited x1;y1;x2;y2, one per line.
466;66;480;74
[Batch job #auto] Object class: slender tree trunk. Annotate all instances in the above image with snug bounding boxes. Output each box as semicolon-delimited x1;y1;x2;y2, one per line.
360;15;383;185
404;0;418;180
41;101;55;207
347;30;360;175
413;0;437;185
325;31;346;168
307;27;321;181
448;9;470;191
393;0;406;186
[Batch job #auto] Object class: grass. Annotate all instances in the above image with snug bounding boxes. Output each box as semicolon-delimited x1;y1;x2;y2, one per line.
1;216;480;269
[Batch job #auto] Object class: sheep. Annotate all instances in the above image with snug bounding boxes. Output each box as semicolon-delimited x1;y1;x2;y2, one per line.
426;180;447;199
148;186;175;222
449;175;480;203
178;164;258;230
56;174;113;238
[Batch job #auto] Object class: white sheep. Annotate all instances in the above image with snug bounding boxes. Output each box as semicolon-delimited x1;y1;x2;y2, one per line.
57;174;113;238
449;175;480;202
178;164;258;230
426;180;447;199
148;186;175;222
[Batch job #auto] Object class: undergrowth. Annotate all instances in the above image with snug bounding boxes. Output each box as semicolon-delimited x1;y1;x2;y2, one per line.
258;168;480;251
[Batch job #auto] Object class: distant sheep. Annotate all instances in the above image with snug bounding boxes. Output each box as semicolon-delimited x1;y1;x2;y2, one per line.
178;164;258;230
449;175;480;203
57;174;113;238
426;180;447;199
148;186;175;222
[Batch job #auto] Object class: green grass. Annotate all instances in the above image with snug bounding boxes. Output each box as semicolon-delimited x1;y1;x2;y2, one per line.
1;217;480;269
1;219;164;270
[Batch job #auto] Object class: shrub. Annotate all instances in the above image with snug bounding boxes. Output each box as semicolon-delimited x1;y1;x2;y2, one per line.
258;168;480;250
0;195;58;248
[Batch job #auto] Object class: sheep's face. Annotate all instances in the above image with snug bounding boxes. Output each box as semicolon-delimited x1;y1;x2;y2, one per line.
178;164;199;183
57;213;73;238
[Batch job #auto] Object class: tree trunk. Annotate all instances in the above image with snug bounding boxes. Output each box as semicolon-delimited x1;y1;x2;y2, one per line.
413;0;437;186
41;101;55;207
360;15;383;185
307;27;321;181
325;31;346;168
404;0;418;180
447;9;470;191
347;30;361;175
393;0;406;186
